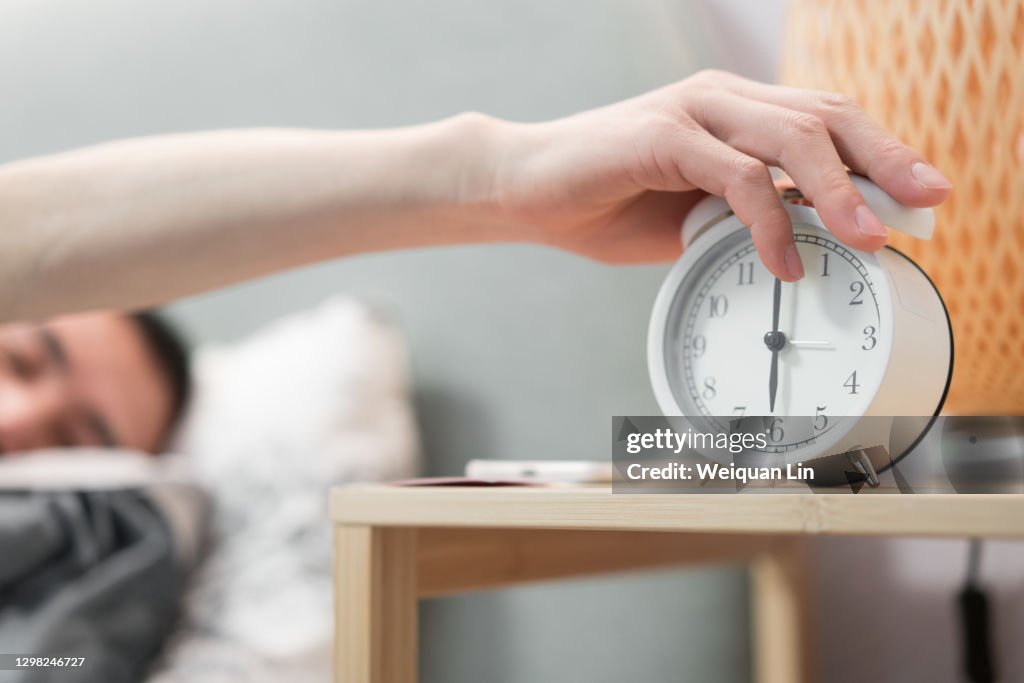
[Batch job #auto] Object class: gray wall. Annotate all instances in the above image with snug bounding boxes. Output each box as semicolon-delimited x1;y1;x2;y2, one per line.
0;1;785;680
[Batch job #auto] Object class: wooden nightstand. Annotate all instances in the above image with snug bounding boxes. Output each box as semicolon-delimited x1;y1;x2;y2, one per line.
330;486;1024;683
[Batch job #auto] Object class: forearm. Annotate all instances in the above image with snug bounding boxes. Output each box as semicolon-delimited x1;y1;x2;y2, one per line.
0;114;517;320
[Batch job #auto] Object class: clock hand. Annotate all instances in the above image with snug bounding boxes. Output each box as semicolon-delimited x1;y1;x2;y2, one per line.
789;340;831;347
772;276;781;333
766;277;783;413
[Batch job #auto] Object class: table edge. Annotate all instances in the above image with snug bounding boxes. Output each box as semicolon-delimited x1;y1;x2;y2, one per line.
329;486;1024;538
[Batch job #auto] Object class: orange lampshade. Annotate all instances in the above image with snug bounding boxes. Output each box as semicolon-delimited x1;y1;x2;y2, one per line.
780;0;1024;414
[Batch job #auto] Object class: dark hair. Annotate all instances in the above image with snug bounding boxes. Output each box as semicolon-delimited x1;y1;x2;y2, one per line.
129;310;192;444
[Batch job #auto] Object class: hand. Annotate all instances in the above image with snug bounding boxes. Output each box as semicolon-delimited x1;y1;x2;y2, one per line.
490;70;952;281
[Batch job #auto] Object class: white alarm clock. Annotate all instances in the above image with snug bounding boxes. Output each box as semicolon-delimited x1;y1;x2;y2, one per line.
647;174;953;486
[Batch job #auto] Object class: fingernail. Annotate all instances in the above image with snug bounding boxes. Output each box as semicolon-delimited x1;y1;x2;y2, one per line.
911;162;952;190
784;244;804;280
855;204;888;238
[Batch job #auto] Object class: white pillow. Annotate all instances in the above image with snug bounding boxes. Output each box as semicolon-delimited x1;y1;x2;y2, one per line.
154;296;420;683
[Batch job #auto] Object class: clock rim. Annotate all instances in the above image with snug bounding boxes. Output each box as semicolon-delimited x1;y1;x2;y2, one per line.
861;244;955;477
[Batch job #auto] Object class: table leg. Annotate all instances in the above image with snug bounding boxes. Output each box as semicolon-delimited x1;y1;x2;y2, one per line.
334;525;418;683
751;537;812;683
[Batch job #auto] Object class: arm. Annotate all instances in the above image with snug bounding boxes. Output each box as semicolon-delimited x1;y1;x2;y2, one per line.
0;117;511;320
0;71;951;321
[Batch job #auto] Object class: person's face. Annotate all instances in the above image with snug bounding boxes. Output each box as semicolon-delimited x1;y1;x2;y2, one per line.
0;312;172;455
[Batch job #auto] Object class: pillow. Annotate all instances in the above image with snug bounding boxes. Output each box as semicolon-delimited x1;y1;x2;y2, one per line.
152;296;420;683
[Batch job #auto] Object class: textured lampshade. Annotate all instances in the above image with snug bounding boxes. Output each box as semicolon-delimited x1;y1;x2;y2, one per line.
780;0;1024;414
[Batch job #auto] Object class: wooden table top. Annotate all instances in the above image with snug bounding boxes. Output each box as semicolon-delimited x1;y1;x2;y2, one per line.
330;485;1024;538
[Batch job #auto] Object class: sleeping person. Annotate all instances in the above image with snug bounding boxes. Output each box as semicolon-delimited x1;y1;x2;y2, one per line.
0;297;417;683
0;298;415;683
0;311;190;457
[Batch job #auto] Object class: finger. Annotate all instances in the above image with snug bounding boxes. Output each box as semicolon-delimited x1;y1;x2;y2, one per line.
669;123;804;281
694;91;888;252
716;79;953;207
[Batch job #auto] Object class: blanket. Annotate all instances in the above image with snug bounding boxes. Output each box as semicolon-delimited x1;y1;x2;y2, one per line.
0;452;207;683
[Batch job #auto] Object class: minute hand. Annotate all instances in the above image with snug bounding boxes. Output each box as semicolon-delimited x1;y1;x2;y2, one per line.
772;276;782;333
769;277;782;413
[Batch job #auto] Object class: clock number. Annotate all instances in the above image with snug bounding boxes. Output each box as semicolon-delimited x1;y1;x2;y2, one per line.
843;371;860;395
732;406;746;418
862;325;877;351
814;406;828;431
691;335;707;357
708;295;729;318
737;261;754;286
768;418;785;443
821;253;830;277
702;377;717;400
849;281;865;305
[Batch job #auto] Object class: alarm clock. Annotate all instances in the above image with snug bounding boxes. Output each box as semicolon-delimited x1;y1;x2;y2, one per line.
647;174;953;486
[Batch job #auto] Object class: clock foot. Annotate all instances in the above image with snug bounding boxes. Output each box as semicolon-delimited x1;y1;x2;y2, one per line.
845;449;881;488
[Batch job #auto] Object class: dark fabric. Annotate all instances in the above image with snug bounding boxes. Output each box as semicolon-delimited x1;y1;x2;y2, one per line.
0;490;186;683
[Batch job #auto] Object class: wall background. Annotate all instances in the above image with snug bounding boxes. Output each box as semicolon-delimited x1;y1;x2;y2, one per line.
8;2;1018;683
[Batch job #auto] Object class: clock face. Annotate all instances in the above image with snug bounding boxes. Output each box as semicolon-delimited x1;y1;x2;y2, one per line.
663;222;891;454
